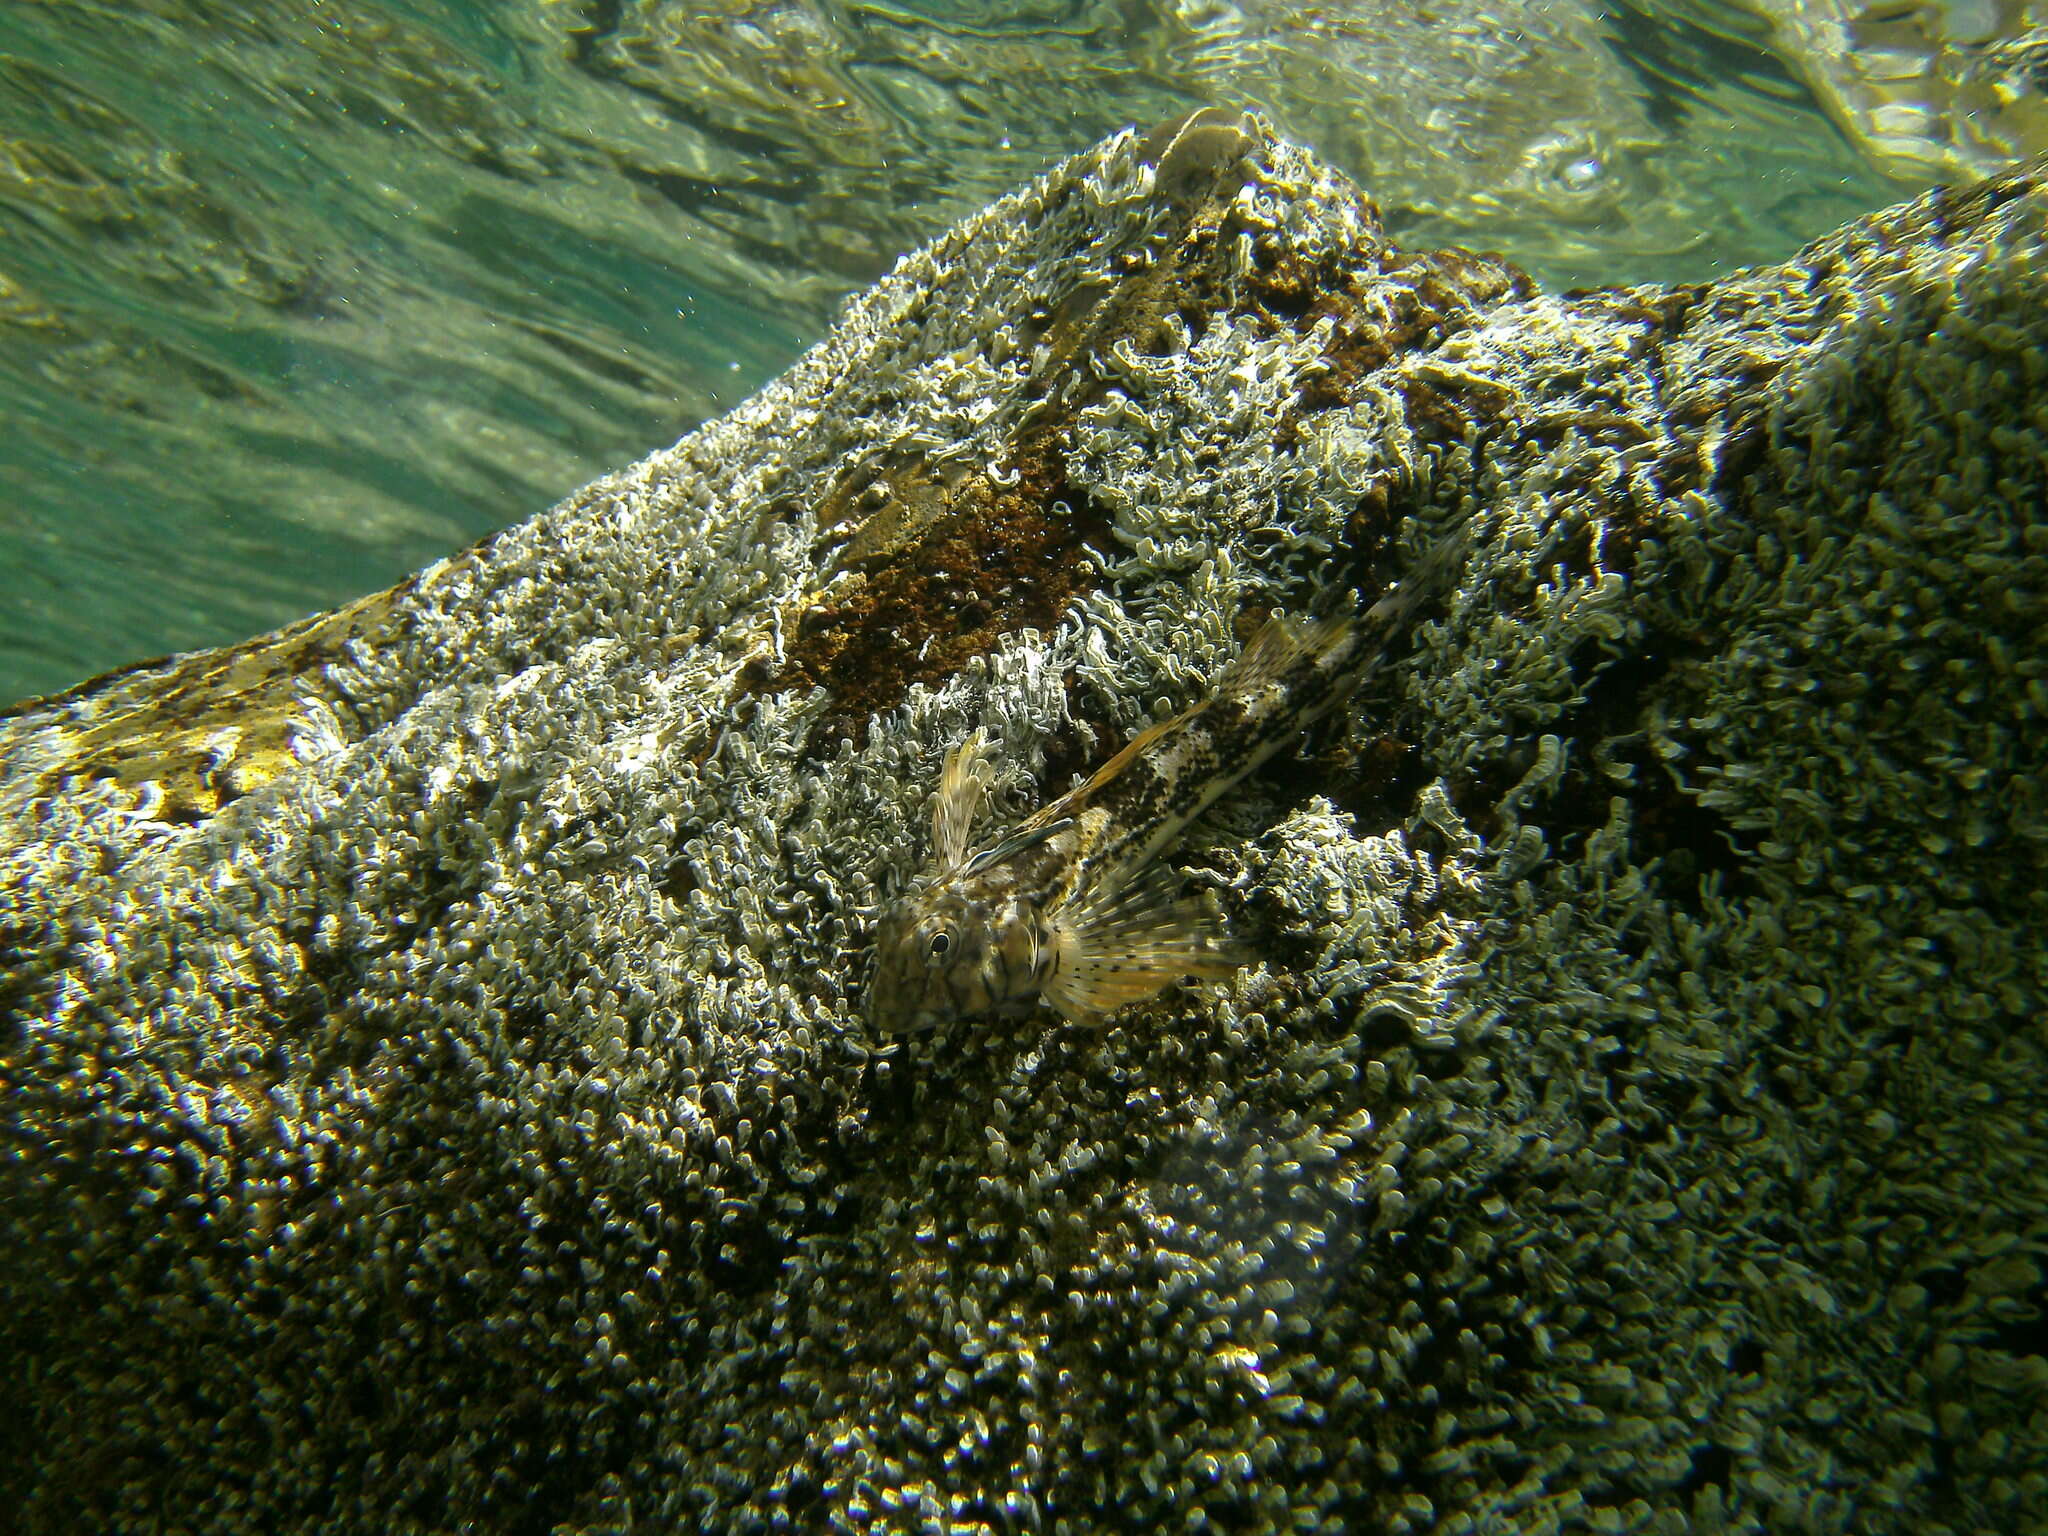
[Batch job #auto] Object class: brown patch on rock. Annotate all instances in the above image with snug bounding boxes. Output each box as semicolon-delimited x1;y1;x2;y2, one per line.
766;111;1271;748
1255;240;1535;416
772;436;1112;752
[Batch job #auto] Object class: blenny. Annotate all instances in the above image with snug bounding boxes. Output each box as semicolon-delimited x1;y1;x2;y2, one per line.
866;554;1460;1034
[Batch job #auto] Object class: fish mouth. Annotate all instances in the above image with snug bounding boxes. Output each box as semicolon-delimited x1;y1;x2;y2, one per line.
868;1006;942;1036
861;975;941;1035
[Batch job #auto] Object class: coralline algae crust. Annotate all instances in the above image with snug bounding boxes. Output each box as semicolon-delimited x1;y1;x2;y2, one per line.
2;117;2043;1534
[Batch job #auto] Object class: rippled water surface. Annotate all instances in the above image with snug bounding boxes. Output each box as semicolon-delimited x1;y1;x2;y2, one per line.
1;0;2038;702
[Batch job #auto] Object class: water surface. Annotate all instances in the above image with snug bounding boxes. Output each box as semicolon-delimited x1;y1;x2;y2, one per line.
0;0;2022;703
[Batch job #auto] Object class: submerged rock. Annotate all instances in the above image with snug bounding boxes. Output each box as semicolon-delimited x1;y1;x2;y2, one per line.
3;112;2043;1534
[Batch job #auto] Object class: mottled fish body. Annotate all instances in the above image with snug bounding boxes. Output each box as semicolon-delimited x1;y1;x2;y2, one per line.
866;555;1457;1034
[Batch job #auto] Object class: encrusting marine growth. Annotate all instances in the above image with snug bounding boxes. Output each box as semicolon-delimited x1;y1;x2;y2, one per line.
3;109;2044;1534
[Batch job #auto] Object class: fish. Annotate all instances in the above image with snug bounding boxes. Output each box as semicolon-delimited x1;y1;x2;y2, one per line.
865;544;1464;1035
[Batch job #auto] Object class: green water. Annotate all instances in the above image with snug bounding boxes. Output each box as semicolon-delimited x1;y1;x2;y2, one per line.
0;0;1986;704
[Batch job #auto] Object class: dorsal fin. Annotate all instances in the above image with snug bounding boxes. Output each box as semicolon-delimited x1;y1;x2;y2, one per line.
932;730;993;869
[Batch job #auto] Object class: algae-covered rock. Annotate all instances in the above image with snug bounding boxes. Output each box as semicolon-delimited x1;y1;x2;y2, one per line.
3;113;2043;1534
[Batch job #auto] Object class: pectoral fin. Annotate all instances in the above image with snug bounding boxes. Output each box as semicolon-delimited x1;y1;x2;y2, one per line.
1040;861;1247;1025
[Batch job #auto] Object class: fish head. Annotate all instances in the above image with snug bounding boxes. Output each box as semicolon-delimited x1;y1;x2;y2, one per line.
865;872;1044;1034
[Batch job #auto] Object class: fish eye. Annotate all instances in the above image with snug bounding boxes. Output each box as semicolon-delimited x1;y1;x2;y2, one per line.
928;930;952;957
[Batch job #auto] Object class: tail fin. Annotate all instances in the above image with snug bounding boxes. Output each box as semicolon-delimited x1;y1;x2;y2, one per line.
1342;521;1472;690
1361;521;1472;632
